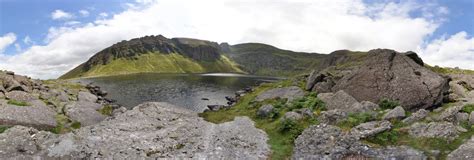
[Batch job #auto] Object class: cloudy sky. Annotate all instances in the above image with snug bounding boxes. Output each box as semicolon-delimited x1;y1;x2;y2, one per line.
0;0;473;79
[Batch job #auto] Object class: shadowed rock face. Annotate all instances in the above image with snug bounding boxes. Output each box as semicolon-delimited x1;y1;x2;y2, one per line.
307;49;450;110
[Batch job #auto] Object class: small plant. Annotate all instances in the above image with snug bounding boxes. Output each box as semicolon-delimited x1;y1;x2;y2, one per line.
98;105;113;116
278;119;304;139
71;121;81;129
366;130;399;145
50;124;64;134
461;104;474;113
379;99;400;110
338;112;374;129
288;94;326;112
7;99;30;106
0;126;10;133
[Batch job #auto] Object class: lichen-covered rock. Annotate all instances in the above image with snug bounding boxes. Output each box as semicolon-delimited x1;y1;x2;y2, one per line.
447;136;474;160
318;109;347;125
402;109;428;124
257;104;274;118
307;49;449;111
0;126;57;158
0;102;270;159
383;106;406;120
438;105;463;122
255;86;304;102
294;108;313;118
283;111;303;121
407;122;459;140
317;90;363;112
0;101;57;130
77;91;98;102
351;120;392;139
64;101;105;126
5;90;37;102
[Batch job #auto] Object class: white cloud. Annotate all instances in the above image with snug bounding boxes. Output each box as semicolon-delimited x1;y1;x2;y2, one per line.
98;12;108;18
14;43;21;52
0;33;17;53
0;0;470;79
51;9;73;20
419;32;474;70
23;36;33;45
79;10;90;17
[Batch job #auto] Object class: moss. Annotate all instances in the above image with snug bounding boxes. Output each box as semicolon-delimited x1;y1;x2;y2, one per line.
379;99;400;110
337;112;375;130
7;99;30;106
51;114;72;134
0;126;11;133
461;104;474;113
71;121;81;129
98;105;113;116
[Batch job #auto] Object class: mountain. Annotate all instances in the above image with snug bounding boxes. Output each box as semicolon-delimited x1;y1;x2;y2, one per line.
59;35;325;79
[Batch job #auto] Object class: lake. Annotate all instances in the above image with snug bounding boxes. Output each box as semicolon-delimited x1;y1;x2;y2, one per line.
73;73;282;112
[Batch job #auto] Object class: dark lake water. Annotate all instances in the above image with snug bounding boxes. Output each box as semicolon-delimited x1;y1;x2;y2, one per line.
73;73;281;112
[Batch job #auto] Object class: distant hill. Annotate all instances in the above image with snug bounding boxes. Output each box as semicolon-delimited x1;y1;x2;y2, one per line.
59;35;326;79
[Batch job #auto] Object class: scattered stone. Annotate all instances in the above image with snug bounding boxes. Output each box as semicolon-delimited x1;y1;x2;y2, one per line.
351;120;392;139
407;122;459;140
318;109;347;125
5;91;37;102
283;112;303;121
317;90;364;112
255;86;304;102
447;136;474;160
257;104;274;118
402;109;428;124
438;105;463;122
77;91;98;102
294;108;313;118
383;106;406;120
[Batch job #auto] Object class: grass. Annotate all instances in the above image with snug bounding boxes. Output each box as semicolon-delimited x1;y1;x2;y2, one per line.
337;112;375;130
426;65;474;75
7;99;30;106
71;121;82;129
461;104;474;113
0;126;10;133
98;105;114;116
199;80;322;159
379;99;400;110
60;52;244;79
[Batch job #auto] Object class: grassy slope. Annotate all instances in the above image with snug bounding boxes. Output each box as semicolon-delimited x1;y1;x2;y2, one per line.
60;52;243;79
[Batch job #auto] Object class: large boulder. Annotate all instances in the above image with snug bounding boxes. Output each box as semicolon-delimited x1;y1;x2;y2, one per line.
383;106;406;120
317;90;364;112
0;126;57;158
64;101;105;126
0;100;57;130
307;49;449;110
447;136;474;160
255;86;304;102
77;91;98;102
351;120;392;139
0;102;270;159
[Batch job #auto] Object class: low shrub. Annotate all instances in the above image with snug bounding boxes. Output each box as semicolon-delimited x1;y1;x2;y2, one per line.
338;112;375;129
71;121;82;129
462;104;474;113
379;99;400;110
98;105;113;116
278;119;304;139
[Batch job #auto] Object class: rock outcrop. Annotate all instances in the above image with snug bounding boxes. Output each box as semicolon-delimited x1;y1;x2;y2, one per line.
0;102;270;159
307;49;450;111
448;136;474;160
255;86;304;102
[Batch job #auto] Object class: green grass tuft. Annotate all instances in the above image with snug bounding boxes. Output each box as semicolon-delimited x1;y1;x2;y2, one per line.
98;105;114;116
0;126;11;133
379;99;400;110
71;121;82;129
337;112;375;130
461;104;474;113
7;99;30;106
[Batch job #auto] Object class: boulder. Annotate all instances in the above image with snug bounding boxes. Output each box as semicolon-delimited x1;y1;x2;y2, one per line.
77;91;98;102
0;126;57;158
293;124;426;159
5;91;37;102
283;112;303;121
456;112;469;123
317;90;364;112
306;71;335;93
383;106;406;120
351;120;392;139
360;101;380;111
255;86;304;102
407;122;459;140
438;105;463;122
0;102;270;159
0;101;57;130
447;136;474;160
307;49;449;110
402;109;428;124
318;109;347;125
65;101;105;126
257;104;274;118
294;108;313;118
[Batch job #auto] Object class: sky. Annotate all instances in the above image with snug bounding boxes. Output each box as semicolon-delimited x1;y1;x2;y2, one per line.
0;0;473;79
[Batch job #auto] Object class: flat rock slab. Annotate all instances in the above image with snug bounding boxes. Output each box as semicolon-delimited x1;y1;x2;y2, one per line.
0;101;57;130
448;136;474;160
407;122;460;140
255;86;304;102
317;90;365;113
64;101;106;126
0;102;270;159
5;91;37;102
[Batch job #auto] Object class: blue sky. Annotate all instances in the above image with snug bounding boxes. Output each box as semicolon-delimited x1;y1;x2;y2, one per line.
0;0;473;79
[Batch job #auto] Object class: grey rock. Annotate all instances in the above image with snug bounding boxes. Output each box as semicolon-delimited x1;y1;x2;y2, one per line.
0;101;57;130
77;91;98;102
317;90;364;112
360;101;380;111
283;111;303;121
255;86;304;102
450;81;468;99
257;104;274;118
295;108;313;118
383;106;406;120
1;102;270;159
456;112;470;123
306;71;335;93
438;105;463;122
0;126;57;158
308;49;449;110
457;126;468;133
318;109;347;125
447;136;474;160
0;92;4;99
403;109;429;124
351;120;392;139
408;122;459;140
293;124;426;159
470;112;474;125
65;101;105;126
5;90;37;102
